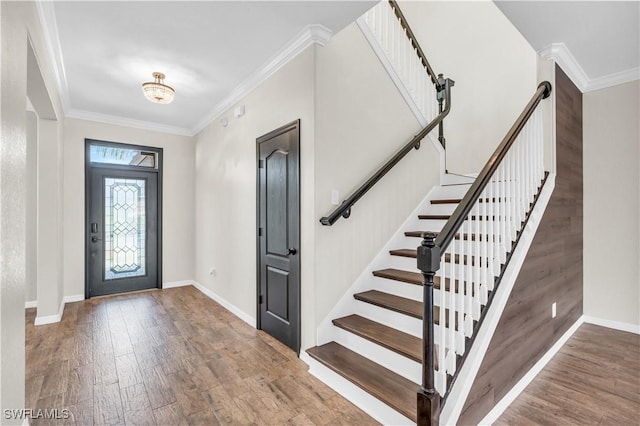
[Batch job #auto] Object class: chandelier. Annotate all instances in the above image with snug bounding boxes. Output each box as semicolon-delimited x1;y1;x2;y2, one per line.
142;72;175;104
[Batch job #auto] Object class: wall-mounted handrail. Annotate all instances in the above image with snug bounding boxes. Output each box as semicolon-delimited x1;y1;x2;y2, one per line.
388;0;440;88
320;78;453;226
434;81;552;252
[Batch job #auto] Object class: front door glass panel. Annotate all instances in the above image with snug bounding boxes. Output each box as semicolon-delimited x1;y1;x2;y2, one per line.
104;177;146;280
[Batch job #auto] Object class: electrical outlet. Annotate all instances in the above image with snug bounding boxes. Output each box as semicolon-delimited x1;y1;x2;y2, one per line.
552;302;557;318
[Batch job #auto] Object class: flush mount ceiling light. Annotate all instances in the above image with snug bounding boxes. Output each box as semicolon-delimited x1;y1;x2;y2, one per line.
142;72;175;104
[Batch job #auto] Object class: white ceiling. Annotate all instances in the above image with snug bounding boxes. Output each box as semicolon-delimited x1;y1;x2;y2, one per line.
495;1;640;80
42;1;639;135
46;1;375;135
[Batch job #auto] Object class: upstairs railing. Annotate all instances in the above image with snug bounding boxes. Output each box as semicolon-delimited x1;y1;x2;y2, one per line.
320;0;453;226
416;81;552;425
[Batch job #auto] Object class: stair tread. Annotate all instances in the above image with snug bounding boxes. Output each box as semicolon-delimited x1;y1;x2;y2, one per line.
307;342;418;422
354;290;455;328
418;214;450;220
390;249;479;266
372;268;470;295
430;198;462;204
404;230;489;241
333;314;422;363
354;290;423;319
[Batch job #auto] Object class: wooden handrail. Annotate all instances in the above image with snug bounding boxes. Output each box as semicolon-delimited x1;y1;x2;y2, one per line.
416;81;552;426
388;0;440;88
434;81;552;252
319;78;453;226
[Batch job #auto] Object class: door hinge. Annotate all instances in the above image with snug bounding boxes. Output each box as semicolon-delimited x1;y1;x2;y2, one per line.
258;160;264;169
259;295;264;304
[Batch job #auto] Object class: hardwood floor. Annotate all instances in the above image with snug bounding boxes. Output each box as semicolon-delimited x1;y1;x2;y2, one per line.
25;286;377;425
496;323;640;425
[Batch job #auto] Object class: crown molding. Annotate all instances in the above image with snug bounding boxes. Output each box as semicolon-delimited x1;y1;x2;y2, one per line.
587;67;640;92
35;6;332;137
190;24;333;135
66;109;194;137
36;0;71;114
539;42;639;93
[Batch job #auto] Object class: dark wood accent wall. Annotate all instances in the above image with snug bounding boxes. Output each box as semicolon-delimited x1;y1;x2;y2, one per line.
458;66;583;424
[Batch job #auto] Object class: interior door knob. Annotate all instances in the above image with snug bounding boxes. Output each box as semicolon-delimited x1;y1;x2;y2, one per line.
288;248;297;255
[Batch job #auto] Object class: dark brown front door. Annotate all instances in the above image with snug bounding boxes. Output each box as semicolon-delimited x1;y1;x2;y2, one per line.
257;120;301;353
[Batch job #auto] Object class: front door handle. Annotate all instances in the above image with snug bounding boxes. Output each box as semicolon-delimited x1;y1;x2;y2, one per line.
288;248;297;255
91;236;102;243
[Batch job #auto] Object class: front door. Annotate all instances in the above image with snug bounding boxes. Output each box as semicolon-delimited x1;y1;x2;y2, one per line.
86;141;162;298
257;120;301;353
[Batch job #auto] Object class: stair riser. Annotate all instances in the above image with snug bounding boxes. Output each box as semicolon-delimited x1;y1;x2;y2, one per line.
420;203;459;216
353;299;423;337
387;256;495;278
331;326;422;384
304;356;416;426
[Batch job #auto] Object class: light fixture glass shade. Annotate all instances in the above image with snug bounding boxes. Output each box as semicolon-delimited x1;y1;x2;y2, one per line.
142;72;175;104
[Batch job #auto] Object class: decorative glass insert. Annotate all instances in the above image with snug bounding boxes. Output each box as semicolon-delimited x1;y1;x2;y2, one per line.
90;145;156;168
104;177;146;280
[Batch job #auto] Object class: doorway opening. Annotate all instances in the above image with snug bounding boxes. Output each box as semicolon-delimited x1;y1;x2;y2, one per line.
85;139;163;298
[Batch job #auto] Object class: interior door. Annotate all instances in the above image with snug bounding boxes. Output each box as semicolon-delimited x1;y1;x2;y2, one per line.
257;120;301;353
86;141;161;298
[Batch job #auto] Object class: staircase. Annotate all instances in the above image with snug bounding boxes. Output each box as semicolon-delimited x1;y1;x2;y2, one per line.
306;1;553;424
309;185;468;422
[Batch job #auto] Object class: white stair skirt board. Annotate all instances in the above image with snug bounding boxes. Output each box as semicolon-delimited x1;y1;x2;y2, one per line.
191;281;256;328
300;351;416;426
583;316;640;335
356;17;448;184
317;185;443;346
440;174;556;425
479;316;585;425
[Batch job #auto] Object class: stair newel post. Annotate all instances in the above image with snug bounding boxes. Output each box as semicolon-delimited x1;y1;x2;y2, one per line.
417;232;441;426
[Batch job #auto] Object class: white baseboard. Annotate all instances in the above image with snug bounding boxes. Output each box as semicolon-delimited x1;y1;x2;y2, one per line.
63;294;84;303
478;316;585;425
191;281;256;328
163;280;194;289
34;298;65;326
25;300;37;309
583;315;640;335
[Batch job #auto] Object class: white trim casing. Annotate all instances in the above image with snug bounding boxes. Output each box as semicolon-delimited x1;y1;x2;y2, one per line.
478;316;585;425
440;174;556;425
583;315;640;335
538;43;640;93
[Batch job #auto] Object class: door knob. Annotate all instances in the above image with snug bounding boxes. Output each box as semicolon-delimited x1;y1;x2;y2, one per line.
288;248;297;255
91;236;102;243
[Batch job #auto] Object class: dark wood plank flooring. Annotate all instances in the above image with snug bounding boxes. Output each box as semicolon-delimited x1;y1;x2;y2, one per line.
496;324;640;425
25;286;377;425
